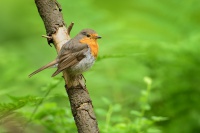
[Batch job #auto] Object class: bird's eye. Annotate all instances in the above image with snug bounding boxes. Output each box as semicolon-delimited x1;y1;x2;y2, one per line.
87;34;91;37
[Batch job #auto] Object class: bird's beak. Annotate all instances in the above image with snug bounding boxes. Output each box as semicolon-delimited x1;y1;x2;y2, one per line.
96;36;102;39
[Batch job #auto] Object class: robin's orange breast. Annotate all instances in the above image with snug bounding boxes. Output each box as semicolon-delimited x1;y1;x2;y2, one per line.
79;37;99;58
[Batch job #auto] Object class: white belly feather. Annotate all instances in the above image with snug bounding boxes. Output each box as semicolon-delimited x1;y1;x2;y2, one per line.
68;48;95;75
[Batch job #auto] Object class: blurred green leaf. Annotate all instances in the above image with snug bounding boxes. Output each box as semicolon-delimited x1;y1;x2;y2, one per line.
112;104;121;112
130;110;142;117
151;116;168;122
102;97;112;105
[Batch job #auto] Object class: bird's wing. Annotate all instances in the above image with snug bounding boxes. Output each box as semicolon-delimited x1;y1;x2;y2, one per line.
52;41;89;77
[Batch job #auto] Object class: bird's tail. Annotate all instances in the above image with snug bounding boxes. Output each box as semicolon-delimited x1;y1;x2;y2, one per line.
29;60;57;78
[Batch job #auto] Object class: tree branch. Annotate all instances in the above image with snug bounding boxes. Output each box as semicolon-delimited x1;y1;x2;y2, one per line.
34;0;99;133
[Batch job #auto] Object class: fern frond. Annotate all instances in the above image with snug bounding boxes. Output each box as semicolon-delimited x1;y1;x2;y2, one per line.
0;96;43;119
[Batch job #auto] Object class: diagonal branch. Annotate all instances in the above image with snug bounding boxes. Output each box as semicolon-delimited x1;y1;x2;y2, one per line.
34;0;99;133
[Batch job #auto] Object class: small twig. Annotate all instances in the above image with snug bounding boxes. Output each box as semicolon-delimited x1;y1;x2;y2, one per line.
67;22;74;35
42;35;52;39
55;0;62;11
42;35;53;46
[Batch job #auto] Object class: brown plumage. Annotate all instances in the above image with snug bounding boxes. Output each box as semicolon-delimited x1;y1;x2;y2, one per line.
29;29;101;78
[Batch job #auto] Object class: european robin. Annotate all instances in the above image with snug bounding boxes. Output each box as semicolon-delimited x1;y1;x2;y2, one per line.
29;29;101;77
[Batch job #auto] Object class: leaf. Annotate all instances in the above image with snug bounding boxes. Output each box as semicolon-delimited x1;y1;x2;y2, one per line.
130;110;142;117
144;76;152;85
147;128;162;133
95;108;107;116
151;116;168;122
112;104;121;112
101;97;112;105
141;104;151;111
0;96;43;119
114;123;127;129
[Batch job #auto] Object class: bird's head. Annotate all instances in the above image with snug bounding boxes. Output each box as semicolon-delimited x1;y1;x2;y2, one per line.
78;29;101;40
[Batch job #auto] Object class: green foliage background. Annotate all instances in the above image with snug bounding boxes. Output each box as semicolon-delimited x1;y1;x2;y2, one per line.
0;0;200;133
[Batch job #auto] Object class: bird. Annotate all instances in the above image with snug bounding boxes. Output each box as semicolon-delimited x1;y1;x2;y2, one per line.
29;29;101;78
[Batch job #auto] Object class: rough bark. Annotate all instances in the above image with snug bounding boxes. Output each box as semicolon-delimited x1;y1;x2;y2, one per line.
34;0;99;133
66;84;99;133
35;0;65;44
